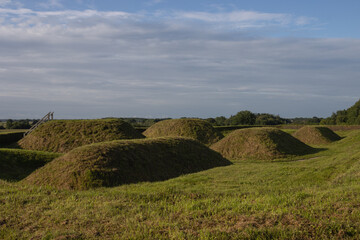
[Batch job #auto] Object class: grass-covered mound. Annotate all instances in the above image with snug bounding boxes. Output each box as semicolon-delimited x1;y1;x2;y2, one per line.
210;127;315;160
293;126;342;145
18;119;145;153
0;149;61;181
23;137;231;190
143;119;223;145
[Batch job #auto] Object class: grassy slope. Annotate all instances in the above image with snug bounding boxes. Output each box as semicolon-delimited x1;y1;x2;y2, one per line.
0;149;61;181
0;129;26;134
19;119;145;153
143;119;223;146
23;138;231;190
293;126;341;145
0;130;360;239
211;127;315;160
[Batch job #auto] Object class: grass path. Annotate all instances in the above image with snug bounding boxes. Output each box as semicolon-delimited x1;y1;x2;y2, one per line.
1;130;360;239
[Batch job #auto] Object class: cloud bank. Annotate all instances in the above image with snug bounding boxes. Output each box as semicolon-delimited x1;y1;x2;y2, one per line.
0;7;359;119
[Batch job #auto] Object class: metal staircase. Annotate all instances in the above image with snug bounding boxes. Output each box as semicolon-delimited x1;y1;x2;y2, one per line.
24;112;54;137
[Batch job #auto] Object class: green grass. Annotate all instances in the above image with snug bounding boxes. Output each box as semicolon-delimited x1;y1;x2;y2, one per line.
0;149;61;181
23;137;230;190
293;126;341;145
1;130;360;238
0;129;26;134
19;119;145;153
143;119;223;146
211;127;315;160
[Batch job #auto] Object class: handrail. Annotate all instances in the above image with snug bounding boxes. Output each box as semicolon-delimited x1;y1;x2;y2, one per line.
24;112;54;137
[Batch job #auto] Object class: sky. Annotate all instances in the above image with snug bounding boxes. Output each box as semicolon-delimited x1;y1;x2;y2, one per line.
1;0;360;119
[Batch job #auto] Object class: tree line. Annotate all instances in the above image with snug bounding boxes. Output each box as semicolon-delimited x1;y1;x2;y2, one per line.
320;99;360;125
5;98;360;129
0;119;37;129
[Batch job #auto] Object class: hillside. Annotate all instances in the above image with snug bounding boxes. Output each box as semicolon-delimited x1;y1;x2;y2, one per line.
23;137;231;190
2;129;360;239
211;127;315;160
293;126;341;145
143;119;223;145
18;119;145;153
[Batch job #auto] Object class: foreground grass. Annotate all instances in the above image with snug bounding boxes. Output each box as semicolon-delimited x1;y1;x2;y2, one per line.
1;131;360;239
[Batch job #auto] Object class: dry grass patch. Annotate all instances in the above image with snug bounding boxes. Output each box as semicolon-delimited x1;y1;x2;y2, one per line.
143;119;223;145
23;137;231;190
211;127;315;160
18;119;144;153
293;126;341;145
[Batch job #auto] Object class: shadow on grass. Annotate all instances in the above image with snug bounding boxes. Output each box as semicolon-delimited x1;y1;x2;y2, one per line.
0;148;60;182
274;147;328;163
0;142;22;149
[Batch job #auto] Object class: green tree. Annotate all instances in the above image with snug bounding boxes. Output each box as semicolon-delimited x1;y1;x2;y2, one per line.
215;116;227;126
228;110;256;125
6;119;13;129
255;113;286;125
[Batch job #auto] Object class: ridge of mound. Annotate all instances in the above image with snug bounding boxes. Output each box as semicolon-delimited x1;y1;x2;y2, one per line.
143;119;223;145
210;127;314;160
293;126;341;145
23;137;231;190
18;119;145;153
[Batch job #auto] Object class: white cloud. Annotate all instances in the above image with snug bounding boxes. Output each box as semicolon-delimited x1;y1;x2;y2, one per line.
148;0;164;5
38;0;63;9
0;7;356;119
177;11;289;23
0;0;11;7
174;10;316;29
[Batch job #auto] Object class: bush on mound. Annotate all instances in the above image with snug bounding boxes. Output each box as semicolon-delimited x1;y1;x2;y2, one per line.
143;119;223;145
293;126;341;145
23;137;231;190
18;119;144;153
210;127;314;160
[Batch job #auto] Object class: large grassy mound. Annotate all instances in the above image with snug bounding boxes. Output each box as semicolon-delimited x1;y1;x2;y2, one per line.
18;119;145;153
293;126;342;145
0;149;61;181
23;137;231;190
211;127;314;160
143;119;223;145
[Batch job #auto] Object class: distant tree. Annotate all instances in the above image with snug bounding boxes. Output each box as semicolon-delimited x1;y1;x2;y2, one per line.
320;99;360;125
344;99;360;124
307;116;322;125
205;118;216;125
335;110;348;125
227;110;256;125
320;113;336;125
255;113;286;125
214;116;227;126
6;119;31;129
6;119;14;129
32;120;39;125
0;125;5;129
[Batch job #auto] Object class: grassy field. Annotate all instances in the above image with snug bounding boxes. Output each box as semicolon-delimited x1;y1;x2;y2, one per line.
0;129;26;134
1;129;360;239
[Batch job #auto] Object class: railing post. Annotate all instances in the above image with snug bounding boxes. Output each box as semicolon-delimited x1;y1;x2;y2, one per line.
23;112;54;137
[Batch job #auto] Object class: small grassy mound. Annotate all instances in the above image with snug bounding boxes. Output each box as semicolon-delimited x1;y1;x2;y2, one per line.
23;137;231;190
18;119;145;153
0;149;61;181
143;119;223;145
293;126;341;145
210;127;314;160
